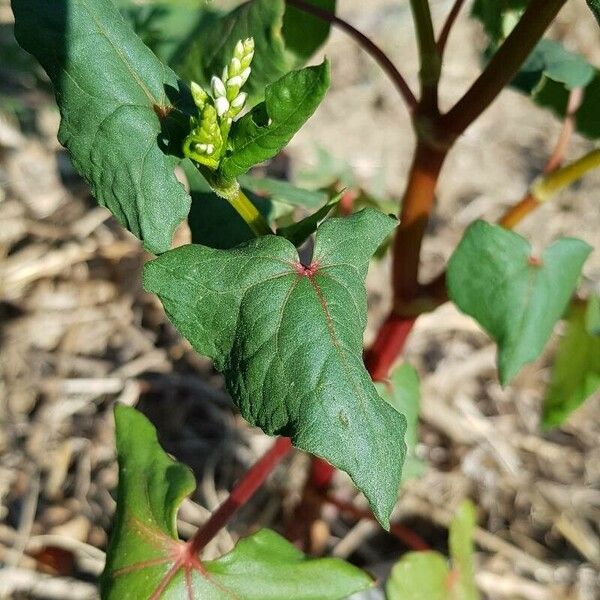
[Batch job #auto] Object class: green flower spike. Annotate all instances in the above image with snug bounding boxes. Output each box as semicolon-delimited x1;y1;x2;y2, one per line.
183;38;254;171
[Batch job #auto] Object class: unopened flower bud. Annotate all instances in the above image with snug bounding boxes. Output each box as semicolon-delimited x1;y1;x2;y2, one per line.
239;67;251;85
215;96;230;117
230;92;247;109
211;75;226;98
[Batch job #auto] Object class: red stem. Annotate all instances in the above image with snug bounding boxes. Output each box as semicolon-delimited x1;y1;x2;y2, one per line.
189;437;292;554
285;0;418;110
324;493;430;551
364;314;418;382
437;0;466;56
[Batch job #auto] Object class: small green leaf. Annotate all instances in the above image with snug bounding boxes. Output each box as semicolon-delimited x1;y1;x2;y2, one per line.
471;2;600;140
220;62;330;181
144;209;407;527
102;405;372;599
543;297;600;428
11;0;191;254
238;175;327;210
183;161;272;250
447;221;591;384
587;0;600;26
277;193;342;247
514;39;595;92
386;552;450;600
376;363;424;481
386;500;479;600
449;501;479;600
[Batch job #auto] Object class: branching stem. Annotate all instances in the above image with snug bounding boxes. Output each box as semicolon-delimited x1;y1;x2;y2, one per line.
437;0;466;57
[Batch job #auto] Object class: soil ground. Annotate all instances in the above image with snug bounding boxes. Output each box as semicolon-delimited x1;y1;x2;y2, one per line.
0;1;599;598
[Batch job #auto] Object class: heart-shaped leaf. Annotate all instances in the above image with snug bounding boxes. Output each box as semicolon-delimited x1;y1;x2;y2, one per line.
220;62;330;181
543;297;600;428
447;221;591;384
102;404;372;599
11;0;192;254
144;209;407;527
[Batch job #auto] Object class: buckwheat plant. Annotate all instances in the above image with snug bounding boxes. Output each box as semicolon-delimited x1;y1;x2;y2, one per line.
11;0;599;598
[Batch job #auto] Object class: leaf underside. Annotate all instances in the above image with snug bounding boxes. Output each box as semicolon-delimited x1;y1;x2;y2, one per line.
11;0;191;254
447;221;591;384
144;209;407;527
102;405;372;599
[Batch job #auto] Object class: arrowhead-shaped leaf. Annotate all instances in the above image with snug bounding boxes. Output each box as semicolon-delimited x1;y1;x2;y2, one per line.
144;209;407;527
376;364;424;481
11;0;191;254
543;297;600;428
173;0;334;105
447;221;591;384
102;404;372;599
220;62;330;181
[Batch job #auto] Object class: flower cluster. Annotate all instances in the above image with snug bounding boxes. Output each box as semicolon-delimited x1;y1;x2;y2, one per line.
183;38;255;170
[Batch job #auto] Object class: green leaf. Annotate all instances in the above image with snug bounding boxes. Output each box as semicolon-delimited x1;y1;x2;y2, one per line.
11;0;191;255
220;62;330;181
282;0;336;60
543;297;600;428
471;0;528;46
449;501;479;600
447;221;591;384
144;209;407;527
587;0;600;26
376;363;424;481
183;161;273;250
386;500;479;600
277;193;342;247
386;552;450;600
514;39;595;92
471;2;600;140
238;175;327;210
172;0;333;106
102;405;372;599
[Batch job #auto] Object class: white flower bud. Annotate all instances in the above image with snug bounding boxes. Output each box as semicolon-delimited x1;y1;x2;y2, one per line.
222;66;229;82
196;143;208;153
215;96;230;117
240;67;251;85
206;144;215;155
231;92;247;109
211;76;226;98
